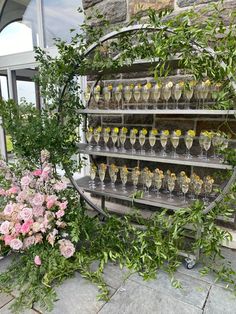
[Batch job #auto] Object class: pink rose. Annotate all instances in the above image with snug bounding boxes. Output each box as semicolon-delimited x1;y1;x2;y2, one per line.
19;207;33;221
0;188;6;196
4;234;13;245
46;195;57;209
32;169;42;176
59;239;75;259
14;223;22;235
58;201;68;210
56;209;65;218
9;238;23;250
16;191;27;202
0;221;10;235
6;186;19;195
3;203;14;216
34;255;41;266
21;176;32;187
31;193;45;207
23;236;35;249
20;220;33;234
53;181;67;191
33;206;45;218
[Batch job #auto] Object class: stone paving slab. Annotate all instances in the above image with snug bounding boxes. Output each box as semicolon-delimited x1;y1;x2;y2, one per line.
204;285;236;314
34;272;115;314
99;279;202;314
130;270;210;309
0;292;13;309
102;263;131;290
0;300;38;314
0;255;14;274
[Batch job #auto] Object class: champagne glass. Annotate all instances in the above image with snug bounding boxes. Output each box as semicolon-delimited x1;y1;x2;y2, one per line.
212;132;223;159
202;133;212;160
163;170;171;194
194;82;202;109
124;84;133;109
149;129;158;155
184;130;195;159
172;82;184;109
114;84;123;110
184;80;196;109
86;127;93;150
167;173;176;200
142;83;152;109
153;169;164;197
94;127;102;150
131;167;140;191
141;167;149;192
176;171;186;197
203;176;214;203
133;84;141;109
89;164;97;189
181;177;190;204
210;83;221;102
109;164;118;191
120;166;129;193
111;127;119;151
162;82;173;109
93;85;101;109
119;127;128;152
193;179;203;200
160;130;169;157
189;173;197;200
84;87;91;106
103;85;112;109
170;130;181;158
103;127;110;151
98;163;107;190
201;80;211;109
145;171;153;197
139;129;147;154
130;128;138;154
152;83;161;109
198;132;205;159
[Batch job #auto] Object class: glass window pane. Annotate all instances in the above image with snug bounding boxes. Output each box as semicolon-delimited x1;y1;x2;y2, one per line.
16;80;36;105
0;75;8;100
43;0;84;48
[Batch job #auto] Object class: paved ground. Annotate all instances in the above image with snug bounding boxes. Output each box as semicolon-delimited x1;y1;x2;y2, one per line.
1;248;236;314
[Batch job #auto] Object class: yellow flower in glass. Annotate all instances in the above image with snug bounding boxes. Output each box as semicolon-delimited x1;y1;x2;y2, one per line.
145;170;153;197
103;84;112;109
203;176;214;203
167;172;176;200
133;84;142;109
201;80;211;108
119;127;128;152
98;163;107;190
109;164;119;191
120;165;129;193
152;82;162;109
103;127;111;151
86;127;93;150
184;80;196;109
94;126;102;150
114;84;123;109
111;127;119;151
90;164;97;189
193;178;203;200
162;81;173;109
124;84;134;108
93;85;101;108
153;168;164;196
184;129;196;159
130;128;138;153
149;128;158;155
131;167;140;191
173;81;184;109
181;176;190;204
160;130;169;156
201;130;212;160
171;130;181;158
84;87;91;105
139;128;147;154
142;82;152;109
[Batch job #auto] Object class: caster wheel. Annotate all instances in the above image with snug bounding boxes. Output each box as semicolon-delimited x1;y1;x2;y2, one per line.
184;258;196;269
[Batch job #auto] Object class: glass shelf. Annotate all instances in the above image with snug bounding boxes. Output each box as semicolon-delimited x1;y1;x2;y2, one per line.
78;108;236;115
76;176;215;211
78;143;232;170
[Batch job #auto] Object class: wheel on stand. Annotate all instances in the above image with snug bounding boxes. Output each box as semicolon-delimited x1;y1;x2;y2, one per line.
184;258;196;270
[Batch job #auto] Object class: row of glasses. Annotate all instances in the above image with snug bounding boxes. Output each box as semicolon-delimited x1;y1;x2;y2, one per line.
90;164;215;203
86;80;222;110
86;127;230;160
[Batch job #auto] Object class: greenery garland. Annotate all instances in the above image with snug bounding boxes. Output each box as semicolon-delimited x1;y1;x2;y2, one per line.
0;3;235;313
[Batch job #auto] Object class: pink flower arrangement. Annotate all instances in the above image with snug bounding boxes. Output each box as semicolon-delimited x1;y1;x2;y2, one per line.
0;150;75;260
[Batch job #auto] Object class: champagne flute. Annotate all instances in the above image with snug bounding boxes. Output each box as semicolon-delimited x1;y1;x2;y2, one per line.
141;167;149;192
120;166;129;193
170;130;181;158
167;173;176;200
160;130;169;157
98;163;107;190
93;85;101;109
114;84;123;110
139;128;147;154
149;129;158;155
103;85;112;109
86;127;93;150
172;82;184;109
184;130;195;159
89;164;97;189
142;83;152;109
210;82;222;102
111;127;119;151
130;128;138;154
109;164;118;191
133;84;141;109
198;132;205;159
124;84;133;109
119;127;128;152
131;167;140;191
94;126;102;150
194;82;202;109
201;80;211;109
203;176;214;203
212;132;223;159
153;169;164;197
193;179;203;200
152;83;161;109
162;82;173;109
184;80;196;109
103;127;111;151
202;132;212;160
145;171;153;197
181;177;190;204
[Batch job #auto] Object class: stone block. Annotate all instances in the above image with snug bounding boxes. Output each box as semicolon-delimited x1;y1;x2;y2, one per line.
82;0;103;10
129;0;174;17
99;279;202;314
177;0;217;8
0;293;13;310
0;300;36;314
85;0;127;24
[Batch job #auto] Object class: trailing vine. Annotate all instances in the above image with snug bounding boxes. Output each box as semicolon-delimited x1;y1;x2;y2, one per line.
0;3;235;313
